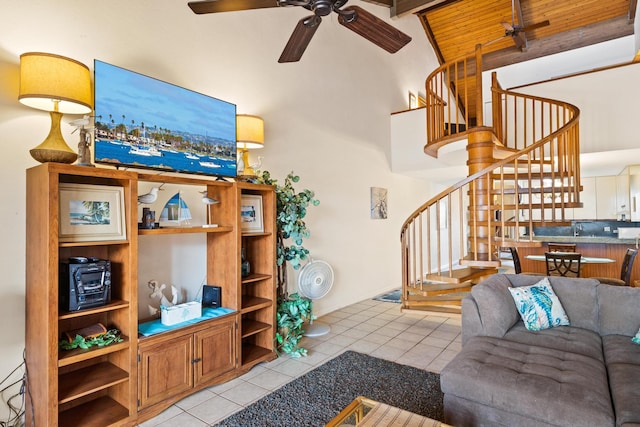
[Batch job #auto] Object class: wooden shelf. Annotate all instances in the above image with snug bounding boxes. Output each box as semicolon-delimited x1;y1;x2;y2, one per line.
241;296;272;313
241;273;272;285
59;299;129;320
58;337;130;367
241;320;271;338
59;395;129;427
242;343;273;366
58;362;128;404
242;231;272;238
59;240;129;248
138;225;233;235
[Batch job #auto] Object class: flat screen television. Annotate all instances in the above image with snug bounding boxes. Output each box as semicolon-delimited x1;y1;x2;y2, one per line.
93;60;237;178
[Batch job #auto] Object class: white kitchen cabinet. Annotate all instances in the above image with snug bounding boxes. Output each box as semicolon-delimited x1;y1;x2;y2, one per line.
574;177;596;220
595;176;617;219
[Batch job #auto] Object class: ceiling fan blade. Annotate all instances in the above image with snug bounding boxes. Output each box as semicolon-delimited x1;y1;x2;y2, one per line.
338;6;411;54
512;31;527;50
188;0;278;14
278;16;321;63
520;20;550;33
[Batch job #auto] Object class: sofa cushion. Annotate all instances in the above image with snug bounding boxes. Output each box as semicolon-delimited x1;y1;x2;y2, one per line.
506;274;600;332
503;324;604;362
508;277;570;331
603;335;640;427
599;285;640;336
470;274;519;337
441;336;615;427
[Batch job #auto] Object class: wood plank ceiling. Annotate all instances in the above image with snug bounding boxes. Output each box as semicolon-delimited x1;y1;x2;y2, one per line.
390;0;637;70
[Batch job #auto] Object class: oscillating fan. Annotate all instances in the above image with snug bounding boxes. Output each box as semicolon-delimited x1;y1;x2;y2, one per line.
297;259;334;337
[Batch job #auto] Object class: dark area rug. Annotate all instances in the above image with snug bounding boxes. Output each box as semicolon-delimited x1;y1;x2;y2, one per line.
373;288;401;303
214;350;444;426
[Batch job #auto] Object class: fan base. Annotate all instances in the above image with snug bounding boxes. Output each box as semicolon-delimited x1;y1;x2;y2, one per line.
303;322;330;337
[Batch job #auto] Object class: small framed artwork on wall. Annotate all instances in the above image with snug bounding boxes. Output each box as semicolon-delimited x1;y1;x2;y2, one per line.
241;194;264;232
371;187;388;219
409;92;418;109
58;183;127;242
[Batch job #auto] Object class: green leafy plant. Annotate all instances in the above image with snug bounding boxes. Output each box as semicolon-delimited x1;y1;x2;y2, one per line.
59;329;123;351
257;171;320;356
275;293;314;357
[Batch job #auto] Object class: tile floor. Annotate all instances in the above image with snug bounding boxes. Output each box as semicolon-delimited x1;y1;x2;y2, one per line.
139;297;462;427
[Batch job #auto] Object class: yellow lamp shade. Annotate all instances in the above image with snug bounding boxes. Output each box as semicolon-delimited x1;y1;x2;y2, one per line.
236;114;264;149
19;52;92;114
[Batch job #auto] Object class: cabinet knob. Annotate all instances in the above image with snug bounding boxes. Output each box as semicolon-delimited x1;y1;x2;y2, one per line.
192;358;202;364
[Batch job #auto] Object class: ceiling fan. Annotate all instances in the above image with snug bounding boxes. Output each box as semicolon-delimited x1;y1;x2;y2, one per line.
493;0;550;51
188;0;412;63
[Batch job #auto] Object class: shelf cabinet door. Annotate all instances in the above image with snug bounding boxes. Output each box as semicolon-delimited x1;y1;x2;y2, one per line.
138;334;194;409
194;317;237;385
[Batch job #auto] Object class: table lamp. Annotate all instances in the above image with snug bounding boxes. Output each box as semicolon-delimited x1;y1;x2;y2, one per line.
236;114;264;178
19;52;92;164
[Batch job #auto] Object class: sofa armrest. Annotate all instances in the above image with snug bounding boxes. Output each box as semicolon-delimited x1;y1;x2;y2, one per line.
468;274;520;338
461;295;482;345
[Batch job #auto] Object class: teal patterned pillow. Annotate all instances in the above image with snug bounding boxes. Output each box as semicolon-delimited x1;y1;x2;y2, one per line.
508;278;570;331
632;329;640;344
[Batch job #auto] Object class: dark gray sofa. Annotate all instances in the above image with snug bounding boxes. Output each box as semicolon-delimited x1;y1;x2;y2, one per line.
440;274;640;427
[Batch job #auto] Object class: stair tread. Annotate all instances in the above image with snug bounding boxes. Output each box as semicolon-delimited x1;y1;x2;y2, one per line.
408;281;471;291
407;282;472;296
426;267;497;284
408;293;468;302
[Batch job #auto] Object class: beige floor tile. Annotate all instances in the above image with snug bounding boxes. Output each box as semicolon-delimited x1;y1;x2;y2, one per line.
220;380;271;406
187;395;242;425
155;411;208;427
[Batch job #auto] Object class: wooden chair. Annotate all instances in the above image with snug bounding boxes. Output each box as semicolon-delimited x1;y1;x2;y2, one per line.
547;243;577;252
545;252;582;277
507;247;545;276
592;248;638;286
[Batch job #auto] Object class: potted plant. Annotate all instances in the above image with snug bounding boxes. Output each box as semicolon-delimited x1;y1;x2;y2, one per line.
257;171;319;357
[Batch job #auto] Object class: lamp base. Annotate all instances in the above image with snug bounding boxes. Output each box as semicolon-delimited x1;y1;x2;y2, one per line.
30;111;77;164
236;174;259;183
30;148;77;164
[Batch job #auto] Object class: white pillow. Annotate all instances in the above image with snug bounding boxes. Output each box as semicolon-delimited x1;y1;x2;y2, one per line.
508;277;570;331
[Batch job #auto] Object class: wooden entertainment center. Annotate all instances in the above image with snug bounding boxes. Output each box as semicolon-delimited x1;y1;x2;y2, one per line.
25;163;277;426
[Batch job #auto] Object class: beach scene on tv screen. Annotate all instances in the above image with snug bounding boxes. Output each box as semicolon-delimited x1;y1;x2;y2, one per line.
93;60;237;177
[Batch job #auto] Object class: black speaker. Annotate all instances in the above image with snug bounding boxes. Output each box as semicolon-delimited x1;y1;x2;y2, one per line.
202;285;221;308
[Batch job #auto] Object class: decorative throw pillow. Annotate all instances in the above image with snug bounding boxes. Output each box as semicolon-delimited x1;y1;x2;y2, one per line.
632;329;640;345
508;277;570;331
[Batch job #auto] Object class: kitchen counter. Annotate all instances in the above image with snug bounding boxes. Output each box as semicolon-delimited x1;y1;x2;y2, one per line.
530;235;639;245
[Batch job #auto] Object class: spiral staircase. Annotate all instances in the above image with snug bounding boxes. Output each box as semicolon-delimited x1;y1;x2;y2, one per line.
400;46;581;313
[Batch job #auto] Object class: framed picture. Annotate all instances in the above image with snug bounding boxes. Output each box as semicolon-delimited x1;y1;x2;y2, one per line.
59;183;127;242
409;91;418;109
370;187;388;219
240;194;264;232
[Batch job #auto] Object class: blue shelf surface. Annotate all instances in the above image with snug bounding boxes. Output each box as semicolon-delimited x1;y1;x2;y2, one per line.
139;307;235;337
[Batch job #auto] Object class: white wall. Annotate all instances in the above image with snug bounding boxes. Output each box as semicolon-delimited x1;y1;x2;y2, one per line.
0;0;438;417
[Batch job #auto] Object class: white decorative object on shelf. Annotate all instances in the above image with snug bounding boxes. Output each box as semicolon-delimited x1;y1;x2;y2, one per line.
147;280;179;317
161;301;202;326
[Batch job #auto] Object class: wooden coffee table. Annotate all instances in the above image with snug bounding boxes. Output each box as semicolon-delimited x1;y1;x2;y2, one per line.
326;396;451;427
